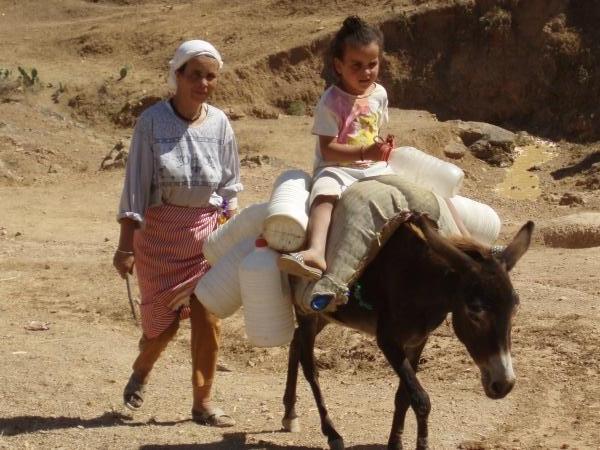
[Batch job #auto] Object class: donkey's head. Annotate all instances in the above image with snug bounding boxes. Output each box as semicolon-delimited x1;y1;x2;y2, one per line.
417;216;534;399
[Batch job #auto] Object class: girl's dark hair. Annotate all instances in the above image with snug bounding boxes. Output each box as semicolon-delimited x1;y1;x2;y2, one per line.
330;16;383;60
323;16;383;85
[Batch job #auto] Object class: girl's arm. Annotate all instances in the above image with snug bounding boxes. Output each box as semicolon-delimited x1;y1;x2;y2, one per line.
319;135;385;163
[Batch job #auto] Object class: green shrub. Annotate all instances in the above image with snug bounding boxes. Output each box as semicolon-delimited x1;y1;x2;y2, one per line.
286;100;306;116
118;65;130;80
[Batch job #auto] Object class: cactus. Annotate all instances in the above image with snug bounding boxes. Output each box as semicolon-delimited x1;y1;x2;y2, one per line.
17;66;38;86
118;65;129;81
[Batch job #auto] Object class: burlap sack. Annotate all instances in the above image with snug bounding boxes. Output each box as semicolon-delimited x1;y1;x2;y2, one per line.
293;174;460;313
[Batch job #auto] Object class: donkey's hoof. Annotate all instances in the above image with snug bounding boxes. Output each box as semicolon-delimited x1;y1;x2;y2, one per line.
281;417;300;432
416;436;429;450
328;438;345;450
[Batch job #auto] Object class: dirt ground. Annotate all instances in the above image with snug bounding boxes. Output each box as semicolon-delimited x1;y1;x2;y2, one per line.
1;1;599;449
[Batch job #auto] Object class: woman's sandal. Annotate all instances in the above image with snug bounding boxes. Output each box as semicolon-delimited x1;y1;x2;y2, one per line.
123;374;146;411
192;407;236;428
277;253;323;281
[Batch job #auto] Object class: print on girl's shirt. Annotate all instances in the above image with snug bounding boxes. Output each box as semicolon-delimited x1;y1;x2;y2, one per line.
338;97;379;146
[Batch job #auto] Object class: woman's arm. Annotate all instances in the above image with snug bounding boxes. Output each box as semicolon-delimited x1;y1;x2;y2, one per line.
113;218;137;279
113;114;154;278
216;121;243;215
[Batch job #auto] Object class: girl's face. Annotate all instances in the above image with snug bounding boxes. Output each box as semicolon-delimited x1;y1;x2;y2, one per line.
175;55;220;104
334;41;380;96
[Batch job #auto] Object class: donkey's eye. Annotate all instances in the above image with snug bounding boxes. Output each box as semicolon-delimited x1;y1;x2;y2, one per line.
466;299;484;314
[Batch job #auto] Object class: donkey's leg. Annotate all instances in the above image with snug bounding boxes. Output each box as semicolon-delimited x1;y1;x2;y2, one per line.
378;329;431;450
282;326;301;432
384;341;428;450
297;314;344;450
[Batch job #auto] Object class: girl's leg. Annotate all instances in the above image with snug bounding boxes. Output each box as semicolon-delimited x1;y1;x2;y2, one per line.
189;295;233;426
300;195;336;272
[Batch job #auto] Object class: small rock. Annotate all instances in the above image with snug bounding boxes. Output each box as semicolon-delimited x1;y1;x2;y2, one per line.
217;361;233;372
251;106;280;120
537;212;600;248
443;140;467;159
15;231;22;237
469;139;515;167
104;237;110;242
48;164;62;174
44;264;50;270
527;164;542;171
559;192;585;206
241;154;271;168
24;321;50;331
224;108;246;121
450;120;516;166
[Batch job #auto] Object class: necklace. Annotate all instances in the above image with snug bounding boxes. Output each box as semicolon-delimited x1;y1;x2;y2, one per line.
170;99;206;123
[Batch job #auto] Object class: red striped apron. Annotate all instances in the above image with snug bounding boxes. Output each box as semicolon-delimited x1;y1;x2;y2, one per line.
134;204;218;339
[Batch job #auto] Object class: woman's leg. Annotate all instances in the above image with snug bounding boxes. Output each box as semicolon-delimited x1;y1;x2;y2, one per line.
132;318;180;384
189;296;234;419
124;317;180;409
189;296;234;426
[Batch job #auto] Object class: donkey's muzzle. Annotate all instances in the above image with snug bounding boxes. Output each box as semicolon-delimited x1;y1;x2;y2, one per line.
480;351;516;399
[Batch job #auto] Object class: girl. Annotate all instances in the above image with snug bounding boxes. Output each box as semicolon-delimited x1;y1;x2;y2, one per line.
278;16;394;280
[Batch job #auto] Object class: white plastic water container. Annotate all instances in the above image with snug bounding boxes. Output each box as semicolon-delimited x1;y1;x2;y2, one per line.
449;195;502;245
195;237;255;318
239;238;295;347
263;170;311;252
388;146;464;198
203;203;269;265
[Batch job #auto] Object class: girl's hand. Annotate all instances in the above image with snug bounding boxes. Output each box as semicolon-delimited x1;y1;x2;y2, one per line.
364;141;387;161
366;137;394;162
385;134;396;149
113;250;135;279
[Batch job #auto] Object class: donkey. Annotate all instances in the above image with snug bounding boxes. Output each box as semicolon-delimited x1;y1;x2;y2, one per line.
282;215;534;450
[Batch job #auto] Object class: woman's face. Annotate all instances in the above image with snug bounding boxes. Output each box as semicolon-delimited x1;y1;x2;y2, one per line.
175;55;220;104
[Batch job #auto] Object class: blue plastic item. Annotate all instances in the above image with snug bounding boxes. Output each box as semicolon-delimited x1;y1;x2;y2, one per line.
310;295;332;311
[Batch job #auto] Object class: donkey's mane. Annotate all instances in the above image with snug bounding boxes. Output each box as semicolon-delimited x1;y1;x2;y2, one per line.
447;235;491;256
405;219;492;258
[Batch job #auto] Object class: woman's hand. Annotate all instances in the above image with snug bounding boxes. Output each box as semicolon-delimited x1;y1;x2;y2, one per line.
113;250;135;279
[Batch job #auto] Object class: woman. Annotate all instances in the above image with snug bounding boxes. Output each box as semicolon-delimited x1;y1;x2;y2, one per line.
113;40;242;427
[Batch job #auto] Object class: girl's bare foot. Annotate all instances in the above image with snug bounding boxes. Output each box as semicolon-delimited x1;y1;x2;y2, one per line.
297;249;327;272
278;250;326;281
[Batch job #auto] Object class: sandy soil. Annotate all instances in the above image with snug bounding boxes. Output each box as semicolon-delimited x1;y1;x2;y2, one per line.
1;1;599;449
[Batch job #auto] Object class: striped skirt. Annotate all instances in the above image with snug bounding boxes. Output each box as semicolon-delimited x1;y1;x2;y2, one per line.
134;204;218;339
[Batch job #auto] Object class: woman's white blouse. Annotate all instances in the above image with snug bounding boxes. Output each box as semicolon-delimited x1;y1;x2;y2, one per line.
117;101;243;223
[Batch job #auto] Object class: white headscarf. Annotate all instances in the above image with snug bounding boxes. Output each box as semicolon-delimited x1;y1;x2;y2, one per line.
167;40;223;91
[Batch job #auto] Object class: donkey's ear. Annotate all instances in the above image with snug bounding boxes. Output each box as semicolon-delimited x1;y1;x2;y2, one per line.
501;221;534;271
415;214;477;273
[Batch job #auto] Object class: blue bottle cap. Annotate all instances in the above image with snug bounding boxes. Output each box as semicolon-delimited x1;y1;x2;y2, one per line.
310;295;332;311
